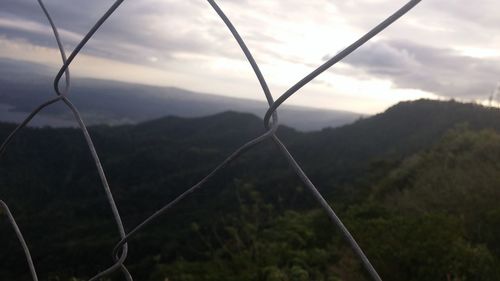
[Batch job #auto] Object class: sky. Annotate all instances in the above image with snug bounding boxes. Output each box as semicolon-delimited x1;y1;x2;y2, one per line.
1;0;499;114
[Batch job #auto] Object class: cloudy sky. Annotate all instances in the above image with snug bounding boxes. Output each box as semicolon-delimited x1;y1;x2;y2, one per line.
1;0;499;114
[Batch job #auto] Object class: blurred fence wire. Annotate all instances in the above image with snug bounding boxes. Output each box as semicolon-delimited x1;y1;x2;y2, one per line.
0;0;422;280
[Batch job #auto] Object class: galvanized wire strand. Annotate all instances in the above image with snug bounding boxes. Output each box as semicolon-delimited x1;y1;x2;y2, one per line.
61;97;132;281
206;1;382;279
208;1;383;279
39;0;132;279
103;129;276;279
271;135;382;281
0;96;62;157
0;200;39;281
0;1;132;280
52;0;124;97
36;0;70;95
0;0;73;157
263;0;422;128
206;0;278;128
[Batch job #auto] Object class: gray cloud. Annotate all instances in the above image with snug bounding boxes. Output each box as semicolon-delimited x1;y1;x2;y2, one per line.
0;0;350;69
338;39;500;99
0;0;249;67
332;0;500;49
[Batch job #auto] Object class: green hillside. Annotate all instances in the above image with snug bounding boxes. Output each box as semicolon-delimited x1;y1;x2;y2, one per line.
2;99;500;280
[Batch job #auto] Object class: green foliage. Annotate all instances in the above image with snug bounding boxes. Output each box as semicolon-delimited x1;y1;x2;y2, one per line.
152;183;342;281
3;100;500;280
347;206;500;281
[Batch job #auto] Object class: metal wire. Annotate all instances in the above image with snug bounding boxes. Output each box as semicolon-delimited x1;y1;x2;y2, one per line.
0;0;423;280
1;1;132;280
0;200;39;281
38;0;132;279
263;0;422;128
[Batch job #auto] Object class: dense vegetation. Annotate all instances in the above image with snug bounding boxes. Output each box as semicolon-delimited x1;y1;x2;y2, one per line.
2;99;500;280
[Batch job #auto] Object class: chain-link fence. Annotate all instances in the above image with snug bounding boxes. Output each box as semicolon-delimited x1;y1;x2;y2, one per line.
0;0;422;280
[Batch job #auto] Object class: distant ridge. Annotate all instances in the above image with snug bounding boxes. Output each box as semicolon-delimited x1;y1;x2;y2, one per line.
301;98;500;172
0;58;361;131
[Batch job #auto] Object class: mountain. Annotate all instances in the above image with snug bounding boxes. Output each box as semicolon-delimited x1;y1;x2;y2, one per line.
0;58;361;131
2;99;500;280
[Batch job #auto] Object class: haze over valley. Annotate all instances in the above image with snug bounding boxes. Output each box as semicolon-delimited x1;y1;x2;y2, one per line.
0;59;361;131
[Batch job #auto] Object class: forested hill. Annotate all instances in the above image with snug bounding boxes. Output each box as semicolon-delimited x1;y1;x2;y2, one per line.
2;99;500;280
